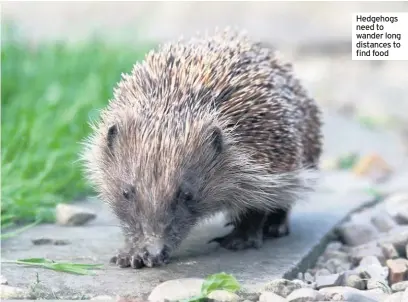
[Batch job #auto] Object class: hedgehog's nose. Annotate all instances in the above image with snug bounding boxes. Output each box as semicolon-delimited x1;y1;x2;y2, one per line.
142;243;170;267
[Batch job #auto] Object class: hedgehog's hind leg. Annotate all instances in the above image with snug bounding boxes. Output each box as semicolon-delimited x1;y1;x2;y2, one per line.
209;209;267;251
262;208;290;239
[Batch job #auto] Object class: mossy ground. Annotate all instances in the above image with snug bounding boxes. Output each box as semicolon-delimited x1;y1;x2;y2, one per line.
1;26;152;229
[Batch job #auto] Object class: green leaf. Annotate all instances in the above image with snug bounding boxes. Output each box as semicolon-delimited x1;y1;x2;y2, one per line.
201;272;241;296
337;152;359;170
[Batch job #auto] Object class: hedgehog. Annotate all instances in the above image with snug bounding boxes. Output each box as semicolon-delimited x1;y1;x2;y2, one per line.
81;28;323;269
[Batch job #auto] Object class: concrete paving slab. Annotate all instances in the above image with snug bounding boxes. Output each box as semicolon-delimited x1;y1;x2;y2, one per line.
1;113;406;299
0;186;372;299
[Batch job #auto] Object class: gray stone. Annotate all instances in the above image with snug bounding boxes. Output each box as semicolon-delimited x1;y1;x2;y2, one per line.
0;285;31;299
349;244;386;266
342;291;380;302
336;221;379;246
403;288;408;300
344;274;366;290
315;273;342;289
384;292;403;302
318;286;360;301
258;291;286;302
286;288;324;302
262;279;302;298
364;288;390;302
323;250;349;262
207;290;240;302
371;212;397;232
356;256;389;281
304;272;314;284
55;203;97;226
325;241;343;252
384;193;408;224
148;278;204;302
391;280;408;292
380;243;400;260
0;276;7;285
315;268;331;276
366;279;389;291
360;255;382;268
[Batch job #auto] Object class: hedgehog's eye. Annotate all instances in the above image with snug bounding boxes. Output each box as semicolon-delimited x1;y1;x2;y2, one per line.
123;189;130;200
176;188;193;203
122;185;135;201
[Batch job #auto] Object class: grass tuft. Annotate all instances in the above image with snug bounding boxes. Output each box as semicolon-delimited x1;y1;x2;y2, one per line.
1;26;151;229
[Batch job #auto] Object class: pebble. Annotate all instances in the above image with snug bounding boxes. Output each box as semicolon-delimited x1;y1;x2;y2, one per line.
56;203;97;226
342;291;381;302
318;286;360;300
258;291;286;302
304;272;314;283
384;192;408;222
315;273;342;289
207;290;240;302
384;292;403;302
364;288;391;301
0;276;7;285
397;207;408;225
356;256;388;281
325;241;344;252
344;274;366;290
371;212;397;232
0;285;30;299
147;278;204;302
391;280;408;292
286;288;324;302
323;250;350;263
380;243;400;260
336;222;379;246
262;279;302;298
386;258;408;284
315;268;331;276
366;279;388;291
349;243;386;266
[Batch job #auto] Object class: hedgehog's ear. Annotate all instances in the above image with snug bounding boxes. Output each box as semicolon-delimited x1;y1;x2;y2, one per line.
107;124;118;150
209;126;223;156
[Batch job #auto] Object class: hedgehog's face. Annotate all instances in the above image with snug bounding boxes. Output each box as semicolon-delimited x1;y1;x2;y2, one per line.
92;115;226;267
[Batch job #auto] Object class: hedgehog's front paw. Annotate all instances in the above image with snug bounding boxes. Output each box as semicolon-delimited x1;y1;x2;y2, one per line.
110;247;144;269
209;228;263;251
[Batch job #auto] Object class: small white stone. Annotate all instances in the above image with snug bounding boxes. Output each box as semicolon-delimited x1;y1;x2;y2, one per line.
258;291;286;302
384;292;403;302
148;278;204;302
262;279;302;298
0;285;30;299
286;287;324;302
56;203;96;226
207;290;240;302
315;273;342;289
391;280;408;292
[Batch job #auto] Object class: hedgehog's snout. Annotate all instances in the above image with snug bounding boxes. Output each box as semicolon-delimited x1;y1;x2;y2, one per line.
141;241;171;267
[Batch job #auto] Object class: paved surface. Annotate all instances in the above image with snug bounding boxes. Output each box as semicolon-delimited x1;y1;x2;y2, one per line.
2;113;407;299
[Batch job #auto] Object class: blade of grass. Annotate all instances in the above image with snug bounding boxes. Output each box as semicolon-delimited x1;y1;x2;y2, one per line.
2;258;103;275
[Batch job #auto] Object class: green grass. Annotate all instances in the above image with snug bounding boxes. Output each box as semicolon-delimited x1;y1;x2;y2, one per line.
1;27;152;229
